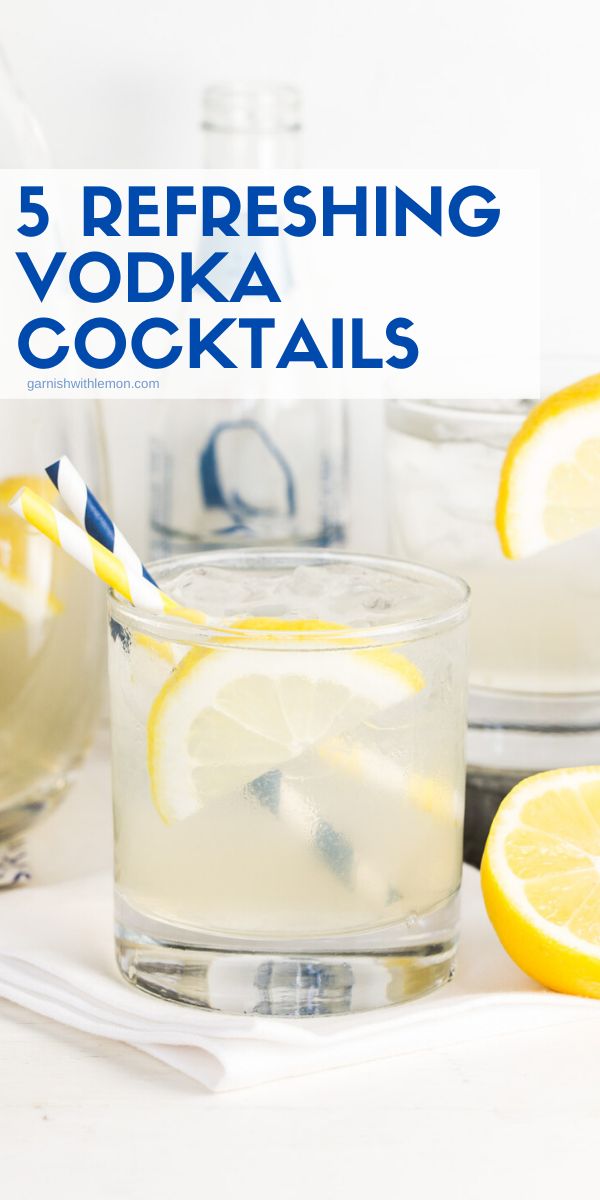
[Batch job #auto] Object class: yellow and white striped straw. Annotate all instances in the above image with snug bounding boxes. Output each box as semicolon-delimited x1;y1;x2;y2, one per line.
9;486;205;623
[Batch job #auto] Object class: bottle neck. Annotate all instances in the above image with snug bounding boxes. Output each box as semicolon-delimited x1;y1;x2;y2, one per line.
200;84;302;169
202;127;302;169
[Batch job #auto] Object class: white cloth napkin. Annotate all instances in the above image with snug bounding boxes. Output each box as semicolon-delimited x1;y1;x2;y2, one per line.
0;864;596;1091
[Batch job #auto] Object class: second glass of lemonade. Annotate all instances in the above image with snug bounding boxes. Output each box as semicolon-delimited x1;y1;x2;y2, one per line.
109;550;468;1016
386;397;600;862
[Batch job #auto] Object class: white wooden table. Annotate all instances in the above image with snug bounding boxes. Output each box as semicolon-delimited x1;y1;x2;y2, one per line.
1;736;598;1198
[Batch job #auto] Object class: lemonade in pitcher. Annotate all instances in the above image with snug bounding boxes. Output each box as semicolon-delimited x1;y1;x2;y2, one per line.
0;476;103;837
0;400;104;841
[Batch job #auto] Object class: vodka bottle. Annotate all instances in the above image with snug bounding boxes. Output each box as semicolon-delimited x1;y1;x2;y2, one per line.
148;83;348;555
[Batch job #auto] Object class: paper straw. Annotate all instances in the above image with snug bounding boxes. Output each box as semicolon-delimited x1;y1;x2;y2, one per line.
249;770;398;909
9;486;203;621
46;456;156;586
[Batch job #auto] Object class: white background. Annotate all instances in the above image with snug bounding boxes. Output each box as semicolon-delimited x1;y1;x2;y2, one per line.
4;0;593;546
1;8;599;1183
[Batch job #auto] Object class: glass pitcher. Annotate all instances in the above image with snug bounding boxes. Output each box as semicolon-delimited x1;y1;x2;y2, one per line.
0;398;105;840
0;44;48;166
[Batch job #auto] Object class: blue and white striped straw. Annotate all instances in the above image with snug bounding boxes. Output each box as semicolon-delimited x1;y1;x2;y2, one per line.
9;485;187;616
46;456;157;587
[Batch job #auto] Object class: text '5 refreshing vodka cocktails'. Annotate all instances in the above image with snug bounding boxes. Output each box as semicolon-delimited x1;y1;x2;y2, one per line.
109;550;469;1016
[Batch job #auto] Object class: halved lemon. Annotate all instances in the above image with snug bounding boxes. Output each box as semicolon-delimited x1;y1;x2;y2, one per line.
0;474;61;624
496;373;600;558
147;618;423;824
481;766;600;997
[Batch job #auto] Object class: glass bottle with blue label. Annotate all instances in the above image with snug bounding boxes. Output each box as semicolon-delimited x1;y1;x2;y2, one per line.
148;84;348;555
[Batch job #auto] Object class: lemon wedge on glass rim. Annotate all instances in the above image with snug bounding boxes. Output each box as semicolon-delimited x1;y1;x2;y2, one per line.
147;617;424;824
481;767;600;997
496;372;600;558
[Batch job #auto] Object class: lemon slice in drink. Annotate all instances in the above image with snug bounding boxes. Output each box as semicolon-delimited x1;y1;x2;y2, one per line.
481;766;600;997
318;739;459;823
496;373;600;558
0;475;61;624
147;618;423;824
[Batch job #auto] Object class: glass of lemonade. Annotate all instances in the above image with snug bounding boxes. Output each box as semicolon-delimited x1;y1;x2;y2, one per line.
386;397;600;862
0;399;104;842
109;549;468;1016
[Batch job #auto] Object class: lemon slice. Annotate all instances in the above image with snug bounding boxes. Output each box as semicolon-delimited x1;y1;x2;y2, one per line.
496;373;600;558
481;766;600;997
147;619;423;824
0;474;61;624
109;628;181;727
0;567;61;623
318;739;459;823
133;632;178;666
